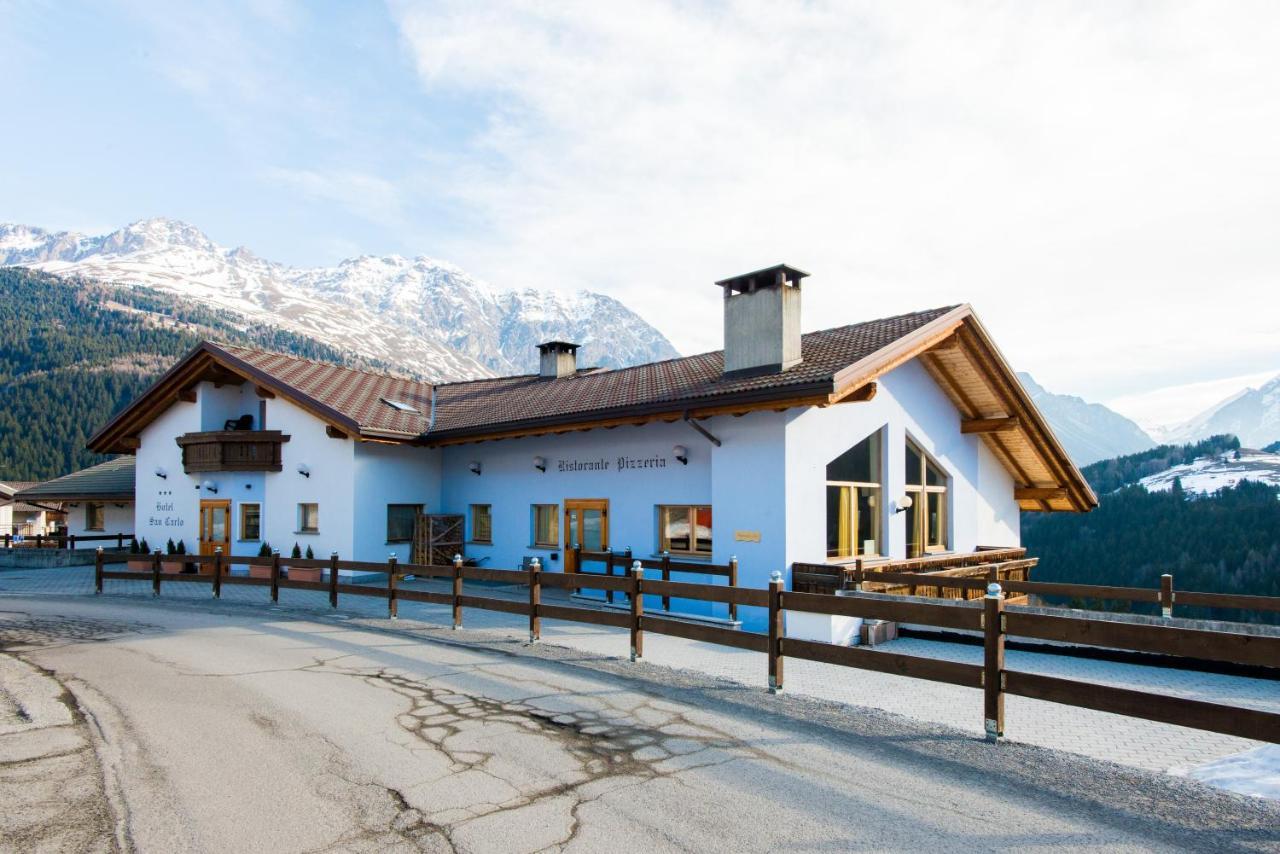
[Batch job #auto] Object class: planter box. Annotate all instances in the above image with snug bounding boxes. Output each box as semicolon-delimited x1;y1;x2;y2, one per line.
860;619;899;647
785;590;862;646
248;563;274;579
127;559;152;572
161;559;186;574
287;566;323;582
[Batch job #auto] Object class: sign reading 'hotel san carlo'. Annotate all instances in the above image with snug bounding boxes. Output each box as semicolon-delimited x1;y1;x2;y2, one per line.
148;492;186;528
557;454;670;473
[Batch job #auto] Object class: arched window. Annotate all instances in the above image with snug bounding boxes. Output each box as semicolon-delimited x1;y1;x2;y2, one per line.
825;432;882;559
905;439;948;557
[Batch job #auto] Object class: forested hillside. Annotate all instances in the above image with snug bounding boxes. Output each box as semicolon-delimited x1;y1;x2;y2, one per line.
1024;437;1280;623
0;267;378;480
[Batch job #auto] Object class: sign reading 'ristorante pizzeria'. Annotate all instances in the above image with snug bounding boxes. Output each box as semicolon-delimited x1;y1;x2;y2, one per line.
557;455;669;473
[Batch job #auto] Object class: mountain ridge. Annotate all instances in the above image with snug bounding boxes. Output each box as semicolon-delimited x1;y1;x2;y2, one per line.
1150;374;1280;448
1017;372;1155;466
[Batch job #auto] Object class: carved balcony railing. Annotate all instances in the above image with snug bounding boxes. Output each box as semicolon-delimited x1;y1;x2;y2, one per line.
175;431;291;474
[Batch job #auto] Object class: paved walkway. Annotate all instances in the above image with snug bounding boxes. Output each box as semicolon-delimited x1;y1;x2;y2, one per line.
2;564;1276;775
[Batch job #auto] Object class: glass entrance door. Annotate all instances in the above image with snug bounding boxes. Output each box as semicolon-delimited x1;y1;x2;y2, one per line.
199;500;231;556
563;499;608;572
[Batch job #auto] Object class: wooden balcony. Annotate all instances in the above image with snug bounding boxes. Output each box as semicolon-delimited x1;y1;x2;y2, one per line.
175;431;291;474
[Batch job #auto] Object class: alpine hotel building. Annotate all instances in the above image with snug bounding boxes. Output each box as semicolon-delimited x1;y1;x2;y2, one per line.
88;265;1095;628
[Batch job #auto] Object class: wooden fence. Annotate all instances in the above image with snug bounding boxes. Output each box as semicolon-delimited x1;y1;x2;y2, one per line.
574;548;739;619
93;549;1280;744
4;532;133;550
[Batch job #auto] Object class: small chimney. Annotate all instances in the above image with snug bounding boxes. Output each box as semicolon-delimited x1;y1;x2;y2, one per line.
537;341;580;379
716;264;809;377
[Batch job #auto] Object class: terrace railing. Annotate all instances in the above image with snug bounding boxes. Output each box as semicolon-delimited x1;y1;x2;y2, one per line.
3;532;133;550
95;548;1280;745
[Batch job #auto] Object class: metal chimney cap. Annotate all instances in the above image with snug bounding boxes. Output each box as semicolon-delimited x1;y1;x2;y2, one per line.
715;264;809;294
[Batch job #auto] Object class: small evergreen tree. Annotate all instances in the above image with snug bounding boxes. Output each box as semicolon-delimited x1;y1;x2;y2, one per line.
166;538;176;554
139;537;150;554
291;542;302;559
305;545;314;560
257;541;272;557
129;536;139;554
176;539;186;555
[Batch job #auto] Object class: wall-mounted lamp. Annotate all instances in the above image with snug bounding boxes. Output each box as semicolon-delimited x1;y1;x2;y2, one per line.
154;467;168;479
201;480;219;495
893;495;913;514
673;445;689;466
468;461;483;476
297;464;311;478
533;456;546;473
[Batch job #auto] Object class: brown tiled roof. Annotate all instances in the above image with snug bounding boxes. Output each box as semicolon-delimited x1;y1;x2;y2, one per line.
429;306;959;436
16;457;135;502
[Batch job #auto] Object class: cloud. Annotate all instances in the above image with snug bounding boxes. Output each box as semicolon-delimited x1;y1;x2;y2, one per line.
264;167;406;228
388;0;1280;399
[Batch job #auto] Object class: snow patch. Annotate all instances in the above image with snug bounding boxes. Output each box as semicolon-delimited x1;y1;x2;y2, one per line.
1171;744;1280;800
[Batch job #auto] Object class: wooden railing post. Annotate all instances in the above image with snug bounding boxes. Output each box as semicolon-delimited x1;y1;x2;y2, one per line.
529;557;541;642
151;549;162;597
3;534;10;549
117;533;124;550
728;555;739;622
605;548;615;605
387;553;399;619
212;547;223;599
768;570;784;693
452;554;463;629
270;550;280;603
95;547;104;594
660;551;671;612
573;543;582;595
629;560;644;661
1160;573;1174;619
68;533;76;551
983;582;1006;741
328;552;339;608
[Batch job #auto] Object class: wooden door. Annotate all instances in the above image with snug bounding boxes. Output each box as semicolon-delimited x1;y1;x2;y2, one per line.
199;500;231;556
564;499;608;572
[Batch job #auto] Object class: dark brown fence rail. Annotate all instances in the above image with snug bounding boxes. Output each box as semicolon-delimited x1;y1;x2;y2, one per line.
3;532;133;550
95;548;1280;745
574;547;740;619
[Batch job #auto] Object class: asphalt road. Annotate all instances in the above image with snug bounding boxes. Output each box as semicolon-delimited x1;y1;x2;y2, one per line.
1;594;1277;853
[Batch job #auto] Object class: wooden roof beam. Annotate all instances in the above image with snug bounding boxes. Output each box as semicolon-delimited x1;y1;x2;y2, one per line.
1015;487;1068;501
961;417;1020;434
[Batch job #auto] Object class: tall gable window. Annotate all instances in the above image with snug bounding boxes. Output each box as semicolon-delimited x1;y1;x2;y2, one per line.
905;439;949;557
825;432;882;559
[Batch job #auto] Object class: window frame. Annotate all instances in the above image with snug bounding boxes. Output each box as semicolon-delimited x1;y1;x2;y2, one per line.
824;431;883;562
469;504;493;544
657;504;713;556
238;502;262;542
905;438;949;556
531;504;559;548
385;503;422;544
297;502;320;535
84;501;105;532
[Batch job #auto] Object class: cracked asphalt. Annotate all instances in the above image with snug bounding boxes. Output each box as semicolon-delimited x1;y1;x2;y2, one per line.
1;595;1278;853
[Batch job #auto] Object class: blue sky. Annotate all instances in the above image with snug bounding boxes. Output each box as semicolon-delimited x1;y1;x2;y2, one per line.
2;1;1279;423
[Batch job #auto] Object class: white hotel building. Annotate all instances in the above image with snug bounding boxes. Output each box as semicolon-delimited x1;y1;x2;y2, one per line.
88;265;1095;628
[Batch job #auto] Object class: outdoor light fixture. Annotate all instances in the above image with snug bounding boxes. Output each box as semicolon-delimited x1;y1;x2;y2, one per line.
673;445;689;465
533;456;546;473
894;495;913;514
154;467;167;479
297;464;311;478
202;480;219;494
468;461;482;476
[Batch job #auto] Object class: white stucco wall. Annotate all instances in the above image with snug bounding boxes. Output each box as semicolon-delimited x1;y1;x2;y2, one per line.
63;502;134;540
352;443;442;563
135;389;202;551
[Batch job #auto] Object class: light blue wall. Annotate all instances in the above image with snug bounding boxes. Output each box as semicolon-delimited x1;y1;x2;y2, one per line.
353;443;442;563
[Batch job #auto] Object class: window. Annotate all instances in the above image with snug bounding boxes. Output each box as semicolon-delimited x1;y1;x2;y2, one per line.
825;432;882;560
905;439;949;557
659;505;712;555
531;504;558;547
85;502;105;532
381;397;421;414
297;503;319;534
471;504;492;543
386;504;421;543
239;503;261;541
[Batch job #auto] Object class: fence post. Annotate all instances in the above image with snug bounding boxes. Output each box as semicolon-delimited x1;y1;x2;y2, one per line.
661;551;671;612
1160;573;1174;619
529;557;541;642
388;553;399;619
573;543;582;595
605;548;615;605
983;582;1006;742
117;533;124;550
329;552;339;608
270;550;280;603
69;533;76;551
452;554;463;629
213;547;222;599
629;560;644;661
768;570;784;693
3;534;9;549
151;549;162;597
728;555;739;622
95;547;104;594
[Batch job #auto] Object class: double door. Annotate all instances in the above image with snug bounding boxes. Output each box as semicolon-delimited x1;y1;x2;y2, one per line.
564;499;608;572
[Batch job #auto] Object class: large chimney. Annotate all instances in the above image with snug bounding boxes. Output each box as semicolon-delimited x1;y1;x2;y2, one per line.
537;341;580;379
716;264;809;377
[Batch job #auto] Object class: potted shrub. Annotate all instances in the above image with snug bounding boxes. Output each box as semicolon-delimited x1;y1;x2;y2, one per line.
288;543;323;582
249;542;275;579
128;537;151;572
161;538;185;574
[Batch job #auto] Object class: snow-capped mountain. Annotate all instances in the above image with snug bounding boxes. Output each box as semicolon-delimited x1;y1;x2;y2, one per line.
1017;372;1155;466
0;218;679;381
1151;374;1280;449
1139;448;1280;495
